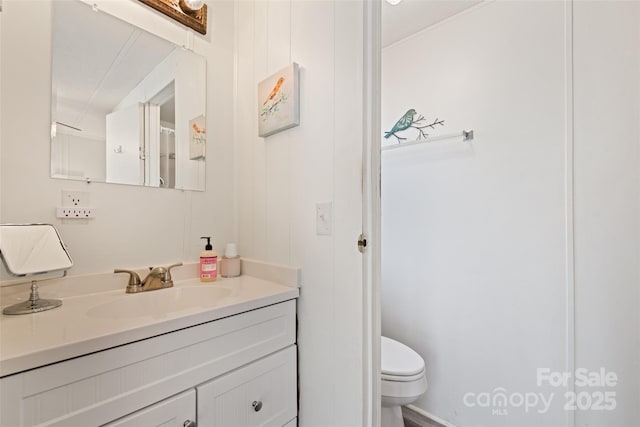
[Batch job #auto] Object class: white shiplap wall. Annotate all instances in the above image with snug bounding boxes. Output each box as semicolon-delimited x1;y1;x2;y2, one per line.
573;2;640;426
381;1;640;426
382;3;568;426
234;1;367;425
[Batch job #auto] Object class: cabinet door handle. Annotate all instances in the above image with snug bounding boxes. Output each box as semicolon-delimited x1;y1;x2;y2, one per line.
183;420;196;427
252;400;263;412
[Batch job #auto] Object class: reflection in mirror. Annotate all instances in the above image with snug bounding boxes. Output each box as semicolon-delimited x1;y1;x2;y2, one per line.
0;224;73;314
0;224;73;276
51;1;206;191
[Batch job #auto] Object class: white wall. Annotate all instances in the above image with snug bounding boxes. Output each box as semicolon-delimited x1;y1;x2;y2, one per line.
0;0;235;275
382;1;639;426
573;2;640;426
234;0;366;425
51;132;106;181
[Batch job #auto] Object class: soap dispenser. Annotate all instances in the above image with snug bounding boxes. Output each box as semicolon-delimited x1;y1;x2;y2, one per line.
199;236;218;282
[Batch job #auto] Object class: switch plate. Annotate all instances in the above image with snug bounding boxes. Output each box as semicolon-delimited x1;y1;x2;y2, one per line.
316;202;332;236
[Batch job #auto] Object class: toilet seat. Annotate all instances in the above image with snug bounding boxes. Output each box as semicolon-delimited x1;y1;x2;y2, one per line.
382;370;425;382
381;336;425;380
380;336;428;427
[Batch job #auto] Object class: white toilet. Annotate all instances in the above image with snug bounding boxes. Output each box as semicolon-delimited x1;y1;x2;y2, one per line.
381;336;428;427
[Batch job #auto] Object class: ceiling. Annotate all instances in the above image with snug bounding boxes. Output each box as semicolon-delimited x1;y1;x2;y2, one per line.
382;0;482;47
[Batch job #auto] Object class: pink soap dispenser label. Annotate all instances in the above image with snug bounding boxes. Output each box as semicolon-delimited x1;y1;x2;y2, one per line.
200;256;218;280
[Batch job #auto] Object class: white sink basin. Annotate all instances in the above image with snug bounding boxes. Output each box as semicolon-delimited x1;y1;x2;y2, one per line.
87;286;232;319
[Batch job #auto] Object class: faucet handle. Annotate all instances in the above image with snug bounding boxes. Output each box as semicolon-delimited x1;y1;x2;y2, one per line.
114;269;142;287
166;262;183;281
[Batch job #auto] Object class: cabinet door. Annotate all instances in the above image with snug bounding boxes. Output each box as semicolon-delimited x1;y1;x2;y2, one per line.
103;389;196;427
197;345;297;427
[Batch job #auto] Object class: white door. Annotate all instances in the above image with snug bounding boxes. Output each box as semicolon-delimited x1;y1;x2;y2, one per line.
145;102;161;187
105;103;144;185
363;1;383;425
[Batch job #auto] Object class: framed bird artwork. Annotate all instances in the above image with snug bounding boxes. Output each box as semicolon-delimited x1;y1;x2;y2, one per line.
189;114;206;160
258;63;300;137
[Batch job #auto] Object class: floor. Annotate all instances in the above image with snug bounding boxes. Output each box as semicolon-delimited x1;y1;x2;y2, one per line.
402;406;446;427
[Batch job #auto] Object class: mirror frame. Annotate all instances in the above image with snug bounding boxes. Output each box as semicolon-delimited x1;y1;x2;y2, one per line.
138;0;207;35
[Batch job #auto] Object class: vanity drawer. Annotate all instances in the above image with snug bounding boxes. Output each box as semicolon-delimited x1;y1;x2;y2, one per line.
102;389;196;427
0;300;296;427
197;345;297;427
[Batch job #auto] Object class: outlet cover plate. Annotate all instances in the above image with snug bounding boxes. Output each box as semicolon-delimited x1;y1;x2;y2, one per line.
62;190;90;207
56;207;96;219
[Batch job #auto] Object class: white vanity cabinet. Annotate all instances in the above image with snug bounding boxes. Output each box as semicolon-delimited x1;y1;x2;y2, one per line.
0;300;297;427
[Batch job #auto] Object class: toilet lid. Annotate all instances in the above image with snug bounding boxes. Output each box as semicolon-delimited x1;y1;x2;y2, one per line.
381;336;425;377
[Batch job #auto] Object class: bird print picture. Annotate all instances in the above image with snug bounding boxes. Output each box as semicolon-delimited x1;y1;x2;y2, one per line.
189;114;206;160
384;109;445;144
258;63;300;137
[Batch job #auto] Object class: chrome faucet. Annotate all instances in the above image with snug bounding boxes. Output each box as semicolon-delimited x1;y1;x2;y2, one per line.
115;263;182;293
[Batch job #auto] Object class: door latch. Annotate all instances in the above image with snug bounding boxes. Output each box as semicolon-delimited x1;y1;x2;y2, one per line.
358;233;367;253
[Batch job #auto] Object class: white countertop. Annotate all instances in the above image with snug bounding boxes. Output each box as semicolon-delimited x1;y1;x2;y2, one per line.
0;274;299;377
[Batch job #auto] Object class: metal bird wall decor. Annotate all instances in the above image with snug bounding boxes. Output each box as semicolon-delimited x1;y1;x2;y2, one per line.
384;109;445;143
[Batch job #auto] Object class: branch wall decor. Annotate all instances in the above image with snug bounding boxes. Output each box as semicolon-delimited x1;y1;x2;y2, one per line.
384;109;445;143
138;0;208;35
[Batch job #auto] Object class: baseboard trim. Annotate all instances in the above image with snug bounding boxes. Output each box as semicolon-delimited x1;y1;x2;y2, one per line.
404;405;458;427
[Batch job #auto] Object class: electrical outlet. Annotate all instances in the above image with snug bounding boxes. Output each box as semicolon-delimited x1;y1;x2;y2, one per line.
61;190;90;207
56;207;96;219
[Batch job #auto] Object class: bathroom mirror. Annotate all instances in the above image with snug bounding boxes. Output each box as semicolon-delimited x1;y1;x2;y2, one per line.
51;0;207;191
0;224;73;277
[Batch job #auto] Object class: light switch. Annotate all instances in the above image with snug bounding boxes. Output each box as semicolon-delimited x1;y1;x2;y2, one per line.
316;202;332;236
